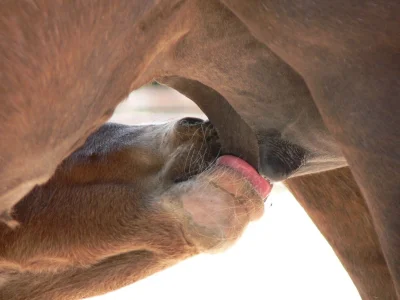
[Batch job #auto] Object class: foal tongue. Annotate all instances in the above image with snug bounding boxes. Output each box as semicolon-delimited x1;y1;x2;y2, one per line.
216;155;272;198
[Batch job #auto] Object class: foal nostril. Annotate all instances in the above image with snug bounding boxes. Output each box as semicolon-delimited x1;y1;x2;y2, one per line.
178;117;204;127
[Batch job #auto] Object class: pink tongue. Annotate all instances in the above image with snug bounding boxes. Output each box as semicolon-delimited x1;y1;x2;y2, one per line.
216;155;272;198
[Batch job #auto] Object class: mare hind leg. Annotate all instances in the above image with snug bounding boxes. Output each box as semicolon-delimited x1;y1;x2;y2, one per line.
285;167;396;300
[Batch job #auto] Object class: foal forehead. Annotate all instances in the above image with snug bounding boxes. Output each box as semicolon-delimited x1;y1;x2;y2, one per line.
72;123;167;155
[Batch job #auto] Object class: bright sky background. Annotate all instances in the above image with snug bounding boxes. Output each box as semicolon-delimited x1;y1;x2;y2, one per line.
88;86;360;300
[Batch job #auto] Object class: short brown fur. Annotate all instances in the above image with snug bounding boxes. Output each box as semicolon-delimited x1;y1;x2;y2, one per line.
285;168;397;299
1;0;399;298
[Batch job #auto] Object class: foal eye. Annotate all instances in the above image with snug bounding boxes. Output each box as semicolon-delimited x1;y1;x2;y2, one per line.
178;117;204;127
173;175;194;183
